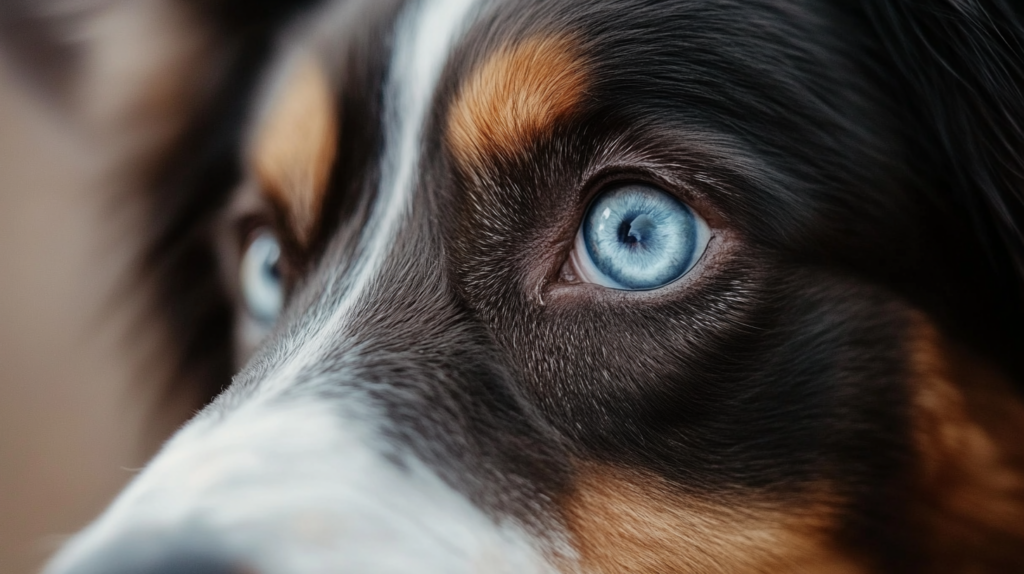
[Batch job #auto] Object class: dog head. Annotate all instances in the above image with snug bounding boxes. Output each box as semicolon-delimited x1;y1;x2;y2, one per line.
4;0;1024;572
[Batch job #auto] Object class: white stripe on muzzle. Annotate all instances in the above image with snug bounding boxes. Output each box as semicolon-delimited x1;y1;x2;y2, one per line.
45;399;556;573
262;0;481;396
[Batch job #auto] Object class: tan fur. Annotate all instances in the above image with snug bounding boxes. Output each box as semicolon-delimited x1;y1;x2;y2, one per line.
908;320;1024;571
251;56;337;244
446;35;589;173
561;463;864;574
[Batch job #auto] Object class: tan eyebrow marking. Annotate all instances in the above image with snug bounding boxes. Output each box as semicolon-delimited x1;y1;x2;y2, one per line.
251;55;337;244
446;35;589;172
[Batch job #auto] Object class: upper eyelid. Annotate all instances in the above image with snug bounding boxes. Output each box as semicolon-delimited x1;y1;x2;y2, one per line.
573;130;741;219
574;166;716;224
223;204;304;290
229;181;313;263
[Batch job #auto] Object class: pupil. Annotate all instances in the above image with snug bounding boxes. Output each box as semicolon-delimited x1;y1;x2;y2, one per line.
618;220;636;244
618;214;655;246
266;256;281;281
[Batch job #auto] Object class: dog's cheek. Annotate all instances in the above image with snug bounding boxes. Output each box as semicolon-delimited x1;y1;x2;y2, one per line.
906;318;1024;570
558;462;866;574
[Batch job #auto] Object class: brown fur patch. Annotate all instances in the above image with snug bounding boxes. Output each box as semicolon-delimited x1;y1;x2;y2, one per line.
446;35;589;173
251;56;337;244
908;319;1024;571
561;463;864;574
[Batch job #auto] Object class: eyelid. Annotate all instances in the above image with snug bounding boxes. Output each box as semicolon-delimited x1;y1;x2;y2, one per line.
237;214;277;252
575;165;715;224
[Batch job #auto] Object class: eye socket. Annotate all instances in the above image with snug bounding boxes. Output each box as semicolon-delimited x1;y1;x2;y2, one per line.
240;229;285;324
569;184;711;290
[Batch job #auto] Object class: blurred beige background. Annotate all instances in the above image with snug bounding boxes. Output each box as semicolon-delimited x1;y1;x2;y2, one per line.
0;58;190;574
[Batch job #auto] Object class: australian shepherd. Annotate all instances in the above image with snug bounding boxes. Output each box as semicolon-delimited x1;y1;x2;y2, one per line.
3;0;1024;572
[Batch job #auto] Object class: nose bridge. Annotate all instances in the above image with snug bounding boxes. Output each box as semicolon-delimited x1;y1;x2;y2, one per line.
45;211;569;574
46;392;561;574
238;0;498;418
305;230;565;516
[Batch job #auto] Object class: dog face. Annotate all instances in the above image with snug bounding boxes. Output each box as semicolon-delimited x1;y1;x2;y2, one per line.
5;0;1024;572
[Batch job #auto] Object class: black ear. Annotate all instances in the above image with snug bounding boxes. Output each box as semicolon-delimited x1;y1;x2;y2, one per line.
864;0;1024;369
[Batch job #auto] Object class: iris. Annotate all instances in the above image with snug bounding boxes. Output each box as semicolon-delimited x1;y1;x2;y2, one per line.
575;184;709;290
240;230;284;323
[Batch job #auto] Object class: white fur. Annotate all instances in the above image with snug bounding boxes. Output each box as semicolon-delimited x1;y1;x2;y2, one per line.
45;399;557;573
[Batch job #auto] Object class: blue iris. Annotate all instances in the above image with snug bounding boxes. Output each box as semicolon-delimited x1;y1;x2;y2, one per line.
578;184;708;290
240;230;284;324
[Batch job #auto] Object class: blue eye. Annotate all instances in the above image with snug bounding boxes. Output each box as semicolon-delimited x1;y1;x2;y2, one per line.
240;230;284;324
571;184;710;290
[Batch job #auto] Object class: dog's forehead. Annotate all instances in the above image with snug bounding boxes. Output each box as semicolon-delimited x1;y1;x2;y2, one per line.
246;0;876;256
246;0;599;236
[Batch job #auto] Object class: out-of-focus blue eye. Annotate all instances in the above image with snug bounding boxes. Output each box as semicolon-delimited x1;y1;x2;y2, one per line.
240;230;284;324
572;184;710;290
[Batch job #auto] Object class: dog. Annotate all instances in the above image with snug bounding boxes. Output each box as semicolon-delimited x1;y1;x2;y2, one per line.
2;0;1023;572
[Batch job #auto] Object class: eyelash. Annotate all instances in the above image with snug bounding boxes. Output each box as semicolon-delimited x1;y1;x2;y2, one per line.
575;165;709;217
